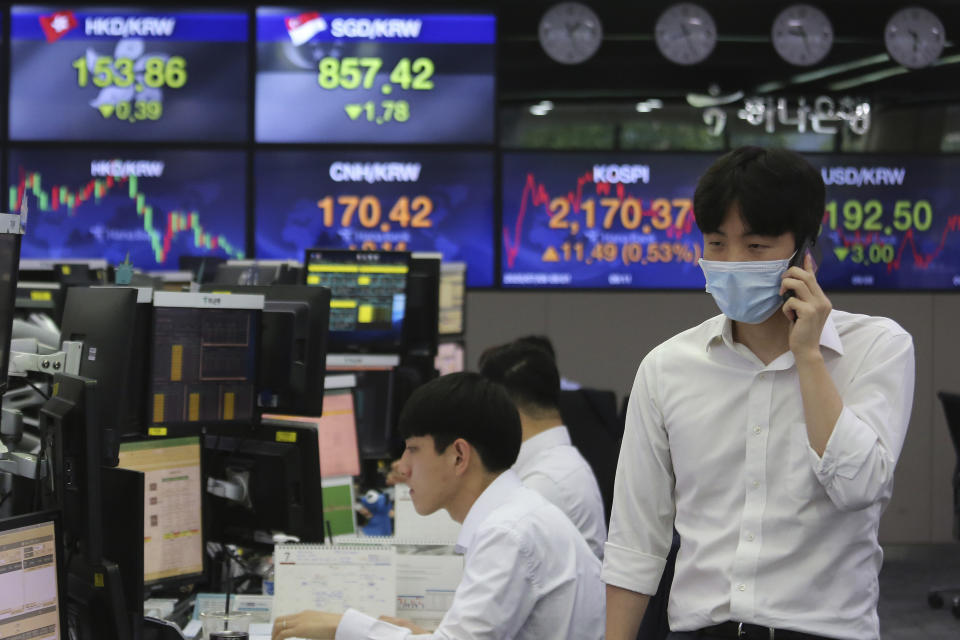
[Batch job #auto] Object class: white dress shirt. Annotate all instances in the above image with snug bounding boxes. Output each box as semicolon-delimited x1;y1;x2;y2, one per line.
603;310;915;640
513;425;607;559
336;470;605;640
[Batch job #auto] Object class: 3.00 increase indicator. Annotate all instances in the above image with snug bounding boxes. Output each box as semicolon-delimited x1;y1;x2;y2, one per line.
72;56;188;89
317;195;434;231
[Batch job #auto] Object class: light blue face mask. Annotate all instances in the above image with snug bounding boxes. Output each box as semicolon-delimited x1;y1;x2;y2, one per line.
698;255;794;324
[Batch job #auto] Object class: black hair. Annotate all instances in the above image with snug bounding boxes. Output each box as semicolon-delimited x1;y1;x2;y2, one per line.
478;341;561;414
514;335;556;361
693;146;824;249
398;372;521;472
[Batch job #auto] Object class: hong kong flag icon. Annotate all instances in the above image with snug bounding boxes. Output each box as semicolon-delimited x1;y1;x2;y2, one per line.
39;10;78;43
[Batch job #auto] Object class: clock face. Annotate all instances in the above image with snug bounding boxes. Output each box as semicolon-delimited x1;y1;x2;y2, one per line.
655;3;717;65
772;4;833;66
885;7;946;69
538;2;604;65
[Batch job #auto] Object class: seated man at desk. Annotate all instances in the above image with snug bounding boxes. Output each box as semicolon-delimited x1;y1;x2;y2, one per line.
272;372;605;640
479;340;606;559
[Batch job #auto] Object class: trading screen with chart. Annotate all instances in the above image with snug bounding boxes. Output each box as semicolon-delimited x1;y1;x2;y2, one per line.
501;152;717;289
0;519;61;640
151;305;258;426
8;147;247;270
501;152;960;290
305;250;408;350
117;437;204;584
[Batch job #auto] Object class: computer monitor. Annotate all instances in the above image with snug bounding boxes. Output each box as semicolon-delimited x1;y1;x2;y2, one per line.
402;253;441;358
263;389;361;479
204;421;324;547
351;369;397;460
150;292;262;428
199;284;331;416
178;256;227;284
304;249;410;354
435;341;465;377
58;287;145;444
33;375;136;639
116;436;205;588
14;282;65;327
0;510;67;640
0;229;23;394
39;373;103;564
100;466;145;635
213;261;302;286
438;262;466;337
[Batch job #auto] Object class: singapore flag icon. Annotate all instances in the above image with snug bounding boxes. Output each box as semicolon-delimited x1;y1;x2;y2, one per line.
285;12;327;46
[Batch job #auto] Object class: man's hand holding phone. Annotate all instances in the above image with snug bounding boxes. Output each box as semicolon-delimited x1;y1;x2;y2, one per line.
780;239;832;360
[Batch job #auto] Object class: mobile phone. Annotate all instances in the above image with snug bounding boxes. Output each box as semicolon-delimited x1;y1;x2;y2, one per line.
782;237;814;302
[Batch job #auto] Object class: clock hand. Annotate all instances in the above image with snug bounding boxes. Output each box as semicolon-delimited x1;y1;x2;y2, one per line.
908;29;919;52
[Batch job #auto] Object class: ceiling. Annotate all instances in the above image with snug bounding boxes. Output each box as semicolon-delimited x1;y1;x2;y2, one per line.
494;0;960;106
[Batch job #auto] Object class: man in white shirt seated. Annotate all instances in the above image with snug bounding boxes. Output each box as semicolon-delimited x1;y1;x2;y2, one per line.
272;372;605;640
604;147;916;640
479;340;607;559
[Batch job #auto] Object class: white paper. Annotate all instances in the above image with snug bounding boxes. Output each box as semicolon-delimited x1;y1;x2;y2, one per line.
271;545;397;623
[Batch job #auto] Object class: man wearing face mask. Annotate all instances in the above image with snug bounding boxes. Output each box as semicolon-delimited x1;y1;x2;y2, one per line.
604;147;915;640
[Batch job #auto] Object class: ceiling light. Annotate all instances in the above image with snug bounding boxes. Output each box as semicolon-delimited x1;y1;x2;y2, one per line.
529;100;554;116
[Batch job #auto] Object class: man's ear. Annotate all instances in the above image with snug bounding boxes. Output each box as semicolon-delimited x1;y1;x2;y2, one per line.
450;438;472;476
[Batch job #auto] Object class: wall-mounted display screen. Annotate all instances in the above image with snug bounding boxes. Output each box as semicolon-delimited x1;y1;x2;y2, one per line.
255;8;495;144
502;152;960;291
10;6;248;141
809;154;960;290
501;153;717;289
9;147;247;269
255;150;494;287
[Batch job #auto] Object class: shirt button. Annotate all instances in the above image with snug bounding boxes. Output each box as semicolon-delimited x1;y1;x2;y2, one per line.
753;426;762;435
747;533;755;541
738;584;746;592
752;480;760;488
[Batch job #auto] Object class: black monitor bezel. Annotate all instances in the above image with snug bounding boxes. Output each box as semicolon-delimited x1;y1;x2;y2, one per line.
39;373;103;564
197;283;331;417
202;420;324;548
0;232;23;394
59;286;141;442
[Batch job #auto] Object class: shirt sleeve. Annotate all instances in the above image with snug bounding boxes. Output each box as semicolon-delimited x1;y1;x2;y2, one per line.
336;526;540;640
336;608;425;640
432;525;539;639
808;329;915;512
602;351;676;595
